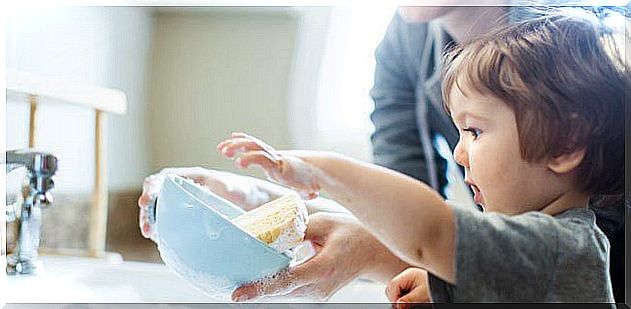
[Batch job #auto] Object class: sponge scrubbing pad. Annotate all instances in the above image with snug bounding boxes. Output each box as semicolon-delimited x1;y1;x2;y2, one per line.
232;194;309;253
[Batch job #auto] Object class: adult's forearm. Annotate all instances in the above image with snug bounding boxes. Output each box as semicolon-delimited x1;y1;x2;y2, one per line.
362;249;412;284
301;199;410;283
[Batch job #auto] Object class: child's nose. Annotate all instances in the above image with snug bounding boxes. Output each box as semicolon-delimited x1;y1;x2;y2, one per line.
453;140;469;168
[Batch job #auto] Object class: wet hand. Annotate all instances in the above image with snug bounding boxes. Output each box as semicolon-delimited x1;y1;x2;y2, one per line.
231;212;379;301
137;167;288;239
217;132;320;200
385;267;430;308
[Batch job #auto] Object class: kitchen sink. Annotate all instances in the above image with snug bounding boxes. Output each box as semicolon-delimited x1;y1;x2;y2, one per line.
5;254;388;303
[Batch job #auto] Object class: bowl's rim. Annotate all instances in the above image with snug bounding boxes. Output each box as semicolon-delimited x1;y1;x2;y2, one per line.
171;174;246;219
161;174;292;263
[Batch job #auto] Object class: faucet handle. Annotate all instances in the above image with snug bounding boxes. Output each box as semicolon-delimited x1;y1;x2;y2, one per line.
29;174;55;198
32;191;54;208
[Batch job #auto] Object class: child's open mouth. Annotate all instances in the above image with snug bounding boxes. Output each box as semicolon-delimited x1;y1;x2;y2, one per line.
465;180;484;207
471;185;484;206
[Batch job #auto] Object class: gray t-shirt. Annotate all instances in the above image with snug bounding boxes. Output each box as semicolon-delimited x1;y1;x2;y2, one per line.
428;203;614;303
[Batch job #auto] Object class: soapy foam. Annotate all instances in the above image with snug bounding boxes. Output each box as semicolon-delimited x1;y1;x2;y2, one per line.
156;218;306;302
243;241;318;302
158;236;319;302
289;240;317;267
243;266;322;302
156;176;315;302
224;178;272;211
156;236;233;301
259;194;309;253
252;270;298;300
243;188;272;211
267;225;303;253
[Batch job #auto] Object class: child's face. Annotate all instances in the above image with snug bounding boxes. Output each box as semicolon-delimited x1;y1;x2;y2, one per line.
448;86;565;215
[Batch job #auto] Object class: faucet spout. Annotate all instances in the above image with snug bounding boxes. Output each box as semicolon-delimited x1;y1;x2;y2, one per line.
4;149;58;275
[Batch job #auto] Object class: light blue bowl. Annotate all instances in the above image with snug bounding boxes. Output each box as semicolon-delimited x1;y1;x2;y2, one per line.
154;175;292;292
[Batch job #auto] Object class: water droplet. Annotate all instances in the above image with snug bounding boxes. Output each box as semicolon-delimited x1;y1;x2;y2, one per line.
207;231;221;240
204;220;223;241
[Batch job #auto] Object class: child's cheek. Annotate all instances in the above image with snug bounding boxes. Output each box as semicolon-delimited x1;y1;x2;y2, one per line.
469;141;509;187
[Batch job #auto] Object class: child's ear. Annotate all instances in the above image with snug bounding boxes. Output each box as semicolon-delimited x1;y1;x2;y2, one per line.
547;149;586;174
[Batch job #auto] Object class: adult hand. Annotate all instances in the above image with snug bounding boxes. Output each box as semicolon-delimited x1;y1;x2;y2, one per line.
231;212;410;301
137;167;292;238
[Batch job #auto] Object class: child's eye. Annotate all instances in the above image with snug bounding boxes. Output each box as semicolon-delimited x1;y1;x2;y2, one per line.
463;127;482;139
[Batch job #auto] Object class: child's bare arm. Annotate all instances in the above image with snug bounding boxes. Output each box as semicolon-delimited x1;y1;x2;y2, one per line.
217;133;456;283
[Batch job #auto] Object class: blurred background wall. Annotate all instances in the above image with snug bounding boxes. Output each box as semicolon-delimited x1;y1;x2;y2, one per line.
6;6;156;258
148;8;298;177
4;6;395;261
6;6;153;193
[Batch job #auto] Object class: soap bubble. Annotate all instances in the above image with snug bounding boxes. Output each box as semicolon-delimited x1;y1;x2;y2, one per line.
203;219;224;241
236;267;323;302
156;237;233;301
157;236;313;302
207;233;221;241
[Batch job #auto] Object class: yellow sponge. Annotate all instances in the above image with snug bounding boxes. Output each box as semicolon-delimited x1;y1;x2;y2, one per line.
232;194;308;252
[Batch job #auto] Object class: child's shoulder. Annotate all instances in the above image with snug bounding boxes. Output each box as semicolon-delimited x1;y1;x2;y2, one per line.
443;202;613;302
551;207;610;259
448;201;608;258
520;207;607;250
448;200;597;230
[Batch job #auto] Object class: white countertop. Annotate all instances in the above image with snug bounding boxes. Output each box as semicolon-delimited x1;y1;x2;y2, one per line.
6;255;388;303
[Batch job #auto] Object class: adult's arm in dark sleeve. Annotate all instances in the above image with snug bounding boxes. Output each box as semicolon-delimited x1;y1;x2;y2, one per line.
369;13;433;184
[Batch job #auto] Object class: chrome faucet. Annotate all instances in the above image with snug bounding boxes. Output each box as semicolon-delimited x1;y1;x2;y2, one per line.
3;149;58;275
